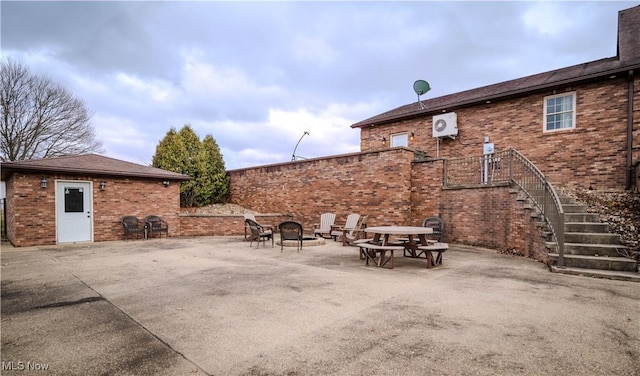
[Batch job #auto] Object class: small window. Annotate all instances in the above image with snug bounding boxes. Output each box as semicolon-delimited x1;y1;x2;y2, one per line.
390;133;409;147
64;187;84;213
544;92;576;132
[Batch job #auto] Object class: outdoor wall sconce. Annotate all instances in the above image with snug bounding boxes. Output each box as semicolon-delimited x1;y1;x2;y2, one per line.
163;180;170;187
381;136;387;144
40;177;48;189
99;181;106;191
410;132;415;140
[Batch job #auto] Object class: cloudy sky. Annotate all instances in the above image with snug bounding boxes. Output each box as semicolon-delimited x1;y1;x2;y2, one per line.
1;1;635;169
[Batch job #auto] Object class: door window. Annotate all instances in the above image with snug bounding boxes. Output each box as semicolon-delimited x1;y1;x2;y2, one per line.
64;187;84;213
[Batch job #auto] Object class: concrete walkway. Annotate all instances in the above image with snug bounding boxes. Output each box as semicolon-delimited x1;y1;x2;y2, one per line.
1;237;639;375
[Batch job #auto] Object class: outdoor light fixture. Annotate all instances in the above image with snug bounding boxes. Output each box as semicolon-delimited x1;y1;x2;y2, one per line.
163;180;170;187
381;136;387;144
291;131;310;161
410;132;415;140
99;181;106;191
40;177;48;189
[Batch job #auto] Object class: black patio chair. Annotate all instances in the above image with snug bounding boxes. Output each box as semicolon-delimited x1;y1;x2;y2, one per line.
278;221;303;252
145;215;169;238
245;218;273;248
121;216;146;240
422;217;444;242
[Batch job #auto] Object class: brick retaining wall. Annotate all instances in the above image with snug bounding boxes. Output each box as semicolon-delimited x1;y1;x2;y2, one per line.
227;149;548;262
179;214;292;237
227;148;416;231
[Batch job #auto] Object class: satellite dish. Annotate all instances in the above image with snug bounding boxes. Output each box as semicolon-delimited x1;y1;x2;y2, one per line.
413;80;431;95
413;80;431;109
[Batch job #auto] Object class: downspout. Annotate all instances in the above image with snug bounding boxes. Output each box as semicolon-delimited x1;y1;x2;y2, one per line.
626;69;635;190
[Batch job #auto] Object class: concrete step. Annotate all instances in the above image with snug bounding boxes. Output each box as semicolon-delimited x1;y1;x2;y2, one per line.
564;232;622;245
564;213;601;222
549;253;637;272
559;196;577;205
564;243;628;257
562;204;588;213
549;266;640;282
536;223;550;232
530;210;542;219
564;222;609;233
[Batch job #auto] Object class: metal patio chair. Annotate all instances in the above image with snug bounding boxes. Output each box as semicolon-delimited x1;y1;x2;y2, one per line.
121;216;145;240
422;216;444;242
245;218;274;248
278;221;304;252
145;215;169;238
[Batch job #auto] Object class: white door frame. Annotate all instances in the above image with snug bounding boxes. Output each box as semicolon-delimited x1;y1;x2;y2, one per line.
55;180;94;243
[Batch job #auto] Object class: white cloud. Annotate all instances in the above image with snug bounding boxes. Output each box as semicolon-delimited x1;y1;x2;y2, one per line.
522;2;574;37
93;114;153;152
292;35;338;65
69;73;109;96
114;72;176;103
180;49;283;100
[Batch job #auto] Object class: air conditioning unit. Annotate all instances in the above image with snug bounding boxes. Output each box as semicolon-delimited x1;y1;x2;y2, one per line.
432;112;458;138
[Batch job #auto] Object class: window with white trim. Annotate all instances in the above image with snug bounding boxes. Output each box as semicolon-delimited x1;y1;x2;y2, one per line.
390;133;408;147
544;92;576;132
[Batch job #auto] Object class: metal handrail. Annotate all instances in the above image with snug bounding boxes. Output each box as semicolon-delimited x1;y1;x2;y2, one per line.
443;149;565;267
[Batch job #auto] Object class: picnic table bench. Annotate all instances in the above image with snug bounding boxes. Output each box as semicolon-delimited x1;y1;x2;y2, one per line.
356;242;405;269
417;242;449;267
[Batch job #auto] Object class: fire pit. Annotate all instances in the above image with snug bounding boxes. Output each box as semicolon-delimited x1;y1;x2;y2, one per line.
278;236;326;247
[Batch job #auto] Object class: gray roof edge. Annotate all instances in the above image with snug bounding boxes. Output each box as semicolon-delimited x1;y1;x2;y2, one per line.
1;164;192;181
0;158;192;181
352;61;640;129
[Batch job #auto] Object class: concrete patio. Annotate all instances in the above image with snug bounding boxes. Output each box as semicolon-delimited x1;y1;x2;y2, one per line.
1;236;639;375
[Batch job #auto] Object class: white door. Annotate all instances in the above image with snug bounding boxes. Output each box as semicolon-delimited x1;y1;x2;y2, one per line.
56;181;93;243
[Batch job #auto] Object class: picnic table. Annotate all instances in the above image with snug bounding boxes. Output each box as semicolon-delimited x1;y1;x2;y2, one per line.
359;226;447;269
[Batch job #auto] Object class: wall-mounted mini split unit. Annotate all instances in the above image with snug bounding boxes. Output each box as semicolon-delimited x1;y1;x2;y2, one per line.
432;112;458;138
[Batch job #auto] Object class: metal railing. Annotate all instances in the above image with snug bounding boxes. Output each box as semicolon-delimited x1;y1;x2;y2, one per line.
443;149;565;267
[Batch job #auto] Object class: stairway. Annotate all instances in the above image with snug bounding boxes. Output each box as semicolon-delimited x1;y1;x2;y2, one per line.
547;195;639;282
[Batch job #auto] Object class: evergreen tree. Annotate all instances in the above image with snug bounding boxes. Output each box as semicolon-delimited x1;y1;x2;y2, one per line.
152;125;230;207
202;135;230;204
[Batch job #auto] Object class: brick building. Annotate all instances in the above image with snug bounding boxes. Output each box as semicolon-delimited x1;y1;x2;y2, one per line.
352;5;640;192
1;154;190;247
226;5;640;263
3;6;638;258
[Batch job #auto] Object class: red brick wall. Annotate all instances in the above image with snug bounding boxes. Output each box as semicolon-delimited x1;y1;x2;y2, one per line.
6;173;180;247
412;159;546;260
6;174;56;247
179;214;292;237
228;153;548;262
362;77;640;191
92;176;180;242
228;149;416;231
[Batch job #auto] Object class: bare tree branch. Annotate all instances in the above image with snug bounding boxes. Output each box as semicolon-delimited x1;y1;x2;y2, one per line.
0;58;104;161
